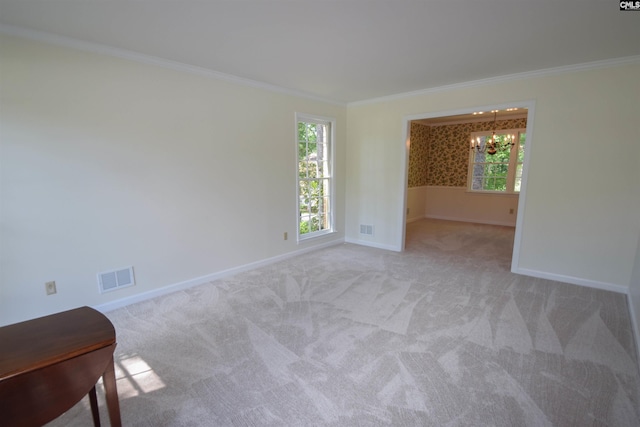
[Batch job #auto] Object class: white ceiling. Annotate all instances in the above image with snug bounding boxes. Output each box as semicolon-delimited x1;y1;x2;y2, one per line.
1;1;639;104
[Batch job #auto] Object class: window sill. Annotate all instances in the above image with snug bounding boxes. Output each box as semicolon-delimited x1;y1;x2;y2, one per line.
298;229;336;242
465;190;520;196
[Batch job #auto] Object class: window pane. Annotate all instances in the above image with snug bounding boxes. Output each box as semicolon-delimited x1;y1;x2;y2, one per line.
469;128;525;193
514;164;523;192
320;178;330;193
482;177;492;190
300;218;310;234
316;124;327;143
494;163;508;176
518;133;526;162
473;139;488;162
307;142;317;158
316;143;327;162
308;162;318;178
297;117;333;238
298;162;307;179
322;196;330;212
297;124;307;142
299;123;316;143
308;125;317;142
310;215;319;232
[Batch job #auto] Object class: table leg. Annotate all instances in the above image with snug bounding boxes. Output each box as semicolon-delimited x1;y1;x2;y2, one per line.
88;386;101;426
102;355;122;427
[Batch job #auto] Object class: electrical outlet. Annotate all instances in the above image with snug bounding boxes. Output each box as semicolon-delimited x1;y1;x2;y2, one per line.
284;232;288;240
509;208;514;214
45;281;57;295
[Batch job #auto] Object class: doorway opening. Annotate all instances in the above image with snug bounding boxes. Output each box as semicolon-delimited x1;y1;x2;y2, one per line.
399;101;536;273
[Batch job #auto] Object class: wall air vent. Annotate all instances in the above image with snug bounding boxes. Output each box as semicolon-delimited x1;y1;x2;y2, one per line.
98;266;135;294
359;224;374;236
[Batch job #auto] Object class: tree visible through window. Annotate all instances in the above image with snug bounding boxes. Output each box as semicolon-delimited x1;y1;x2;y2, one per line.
469;129;526;193
297;115;334;239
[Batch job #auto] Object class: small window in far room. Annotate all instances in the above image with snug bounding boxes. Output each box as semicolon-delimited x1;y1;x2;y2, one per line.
469;128;526;193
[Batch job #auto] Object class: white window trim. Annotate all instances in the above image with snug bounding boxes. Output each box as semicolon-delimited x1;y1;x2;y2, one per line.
295;113;336;242
467;128;526;194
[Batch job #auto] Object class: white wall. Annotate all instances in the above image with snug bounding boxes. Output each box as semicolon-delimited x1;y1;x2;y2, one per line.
346;61;640;290
0;35;347;326
405;186;427;223
2;34;638;329
406;186;518;226
422;187;518;227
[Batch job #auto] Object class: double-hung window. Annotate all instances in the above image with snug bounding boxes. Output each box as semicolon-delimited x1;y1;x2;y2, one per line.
468;128;526;193
296;114;334;240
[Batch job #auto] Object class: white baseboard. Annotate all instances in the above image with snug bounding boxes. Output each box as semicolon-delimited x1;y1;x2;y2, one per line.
91;231;640;372
628;295;640;373
515;268;640;372
93;238;344;314
513;267;628;294
344;237;401;252
406;215;426;223
425;214;516;227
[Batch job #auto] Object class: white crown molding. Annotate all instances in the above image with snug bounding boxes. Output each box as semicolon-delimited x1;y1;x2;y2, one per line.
3;23;639;108
0;24;346;106
350;55;640;107
415;112;528;126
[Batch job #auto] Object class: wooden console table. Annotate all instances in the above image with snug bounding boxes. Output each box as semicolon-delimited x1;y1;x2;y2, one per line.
0;306;122;426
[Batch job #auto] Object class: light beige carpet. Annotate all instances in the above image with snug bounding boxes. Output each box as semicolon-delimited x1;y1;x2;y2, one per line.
48;219;640;426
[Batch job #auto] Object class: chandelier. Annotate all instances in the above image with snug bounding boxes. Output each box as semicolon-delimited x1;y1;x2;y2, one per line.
470;110;516;154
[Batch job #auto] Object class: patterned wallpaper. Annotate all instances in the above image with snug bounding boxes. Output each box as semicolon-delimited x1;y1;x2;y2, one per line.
408;118;527;188
407;123;430;187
